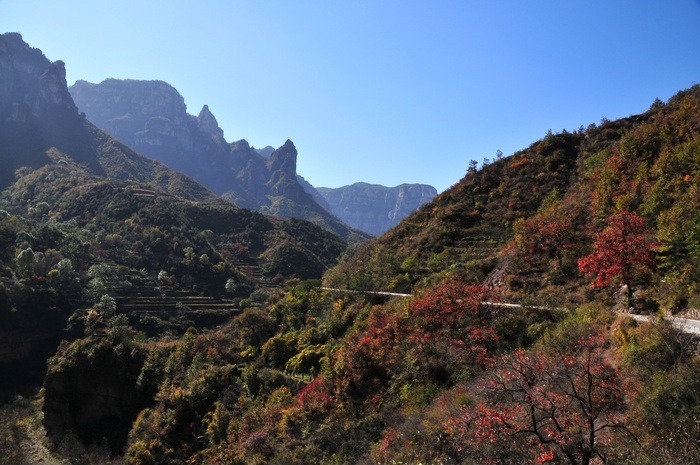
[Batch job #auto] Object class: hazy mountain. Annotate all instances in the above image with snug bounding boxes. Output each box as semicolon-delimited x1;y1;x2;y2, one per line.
314;182;437;236
69;79;367;243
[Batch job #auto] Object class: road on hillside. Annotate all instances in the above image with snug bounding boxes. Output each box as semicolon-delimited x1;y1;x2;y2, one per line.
319;287;412;297
319;289;700;336
626;313;700;336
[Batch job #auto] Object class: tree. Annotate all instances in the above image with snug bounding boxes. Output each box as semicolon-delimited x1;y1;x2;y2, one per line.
448;334;634;465
225;278;237;293
578;211;655;306
335;304;407;402
518;214;577;269
16;247;36;278
409;278;499;383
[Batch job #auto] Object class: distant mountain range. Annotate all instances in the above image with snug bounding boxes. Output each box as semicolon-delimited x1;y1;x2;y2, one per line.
313;182;436;236
69;79;435;236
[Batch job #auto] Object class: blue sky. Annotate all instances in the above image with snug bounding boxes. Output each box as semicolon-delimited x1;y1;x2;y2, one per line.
3;1;700;193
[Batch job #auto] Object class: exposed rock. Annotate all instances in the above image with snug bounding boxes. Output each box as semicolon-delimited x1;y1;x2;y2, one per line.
315;182;437;236
297;174;332;211
0;33;93;187
0;33;215;201
42;334;153;453
255;145;275;158
197;104;224;140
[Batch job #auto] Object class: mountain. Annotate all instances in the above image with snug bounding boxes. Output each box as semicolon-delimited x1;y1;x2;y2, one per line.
0;33;214;202
313;182;437;236
69;79;367;243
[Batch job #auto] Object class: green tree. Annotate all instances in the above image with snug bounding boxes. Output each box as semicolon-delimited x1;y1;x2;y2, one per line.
16;247;35;278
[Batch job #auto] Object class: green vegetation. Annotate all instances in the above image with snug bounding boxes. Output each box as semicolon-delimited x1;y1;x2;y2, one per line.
3;85;700;464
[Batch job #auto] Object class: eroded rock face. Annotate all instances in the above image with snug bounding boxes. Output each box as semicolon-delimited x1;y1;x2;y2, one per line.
198;104;224;140
70;79;218;185
42;335;153;453
69;79;282;197
0;33;214;202
0;33;95;188
315;183;438;236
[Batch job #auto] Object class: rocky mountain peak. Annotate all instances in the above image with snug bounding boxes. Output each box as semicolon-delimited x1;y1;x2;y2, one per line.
254;146;275;158
232;139;251;151
197;104;224;141
69;79;187;130
267;139;297;176
0;32;94;187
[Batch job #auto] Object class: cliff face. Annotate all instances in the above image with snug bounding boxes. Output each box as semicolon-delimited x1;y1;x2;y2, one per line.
315;183;437;236
69;79;300;200
0;33;97;188
0;33;215;201
70;78;234;193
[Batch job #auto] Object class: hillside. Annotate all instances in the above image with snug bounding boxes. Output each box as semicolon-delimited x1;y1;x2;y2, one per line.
2;31;700;465
322;92;700;310
69;79;368;243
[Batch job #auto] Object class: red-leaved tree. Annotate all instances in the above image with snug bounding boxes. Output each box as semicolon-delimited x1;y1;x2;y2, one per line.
334;304;407;404
409;278;499;383
578;211;655;306
447;334;635;465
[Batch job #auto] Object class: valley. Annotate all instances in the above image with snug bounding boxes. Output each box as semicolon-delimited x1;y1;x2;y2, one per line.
1;31;700;465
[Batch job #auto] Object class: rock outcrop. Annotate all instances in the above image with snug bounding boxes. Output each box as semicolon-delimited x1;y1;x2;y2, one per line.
0;33;95;188
42;334;153;452
315;183;437;236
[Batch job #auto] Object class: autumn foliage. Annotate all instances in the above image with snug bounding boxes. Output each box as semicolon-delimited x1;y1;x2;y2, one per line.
448;333;633;465
409;278;499;382
578;211;655;303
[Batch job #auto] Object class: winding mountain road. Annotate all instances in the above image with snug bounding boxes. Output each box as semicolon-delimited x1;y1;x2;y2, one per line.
626;313;700;336
319;288;700;336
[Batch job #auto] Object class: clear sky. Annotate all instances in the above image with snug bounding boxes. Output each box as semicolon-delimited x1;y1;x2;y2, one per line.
2;1;700;193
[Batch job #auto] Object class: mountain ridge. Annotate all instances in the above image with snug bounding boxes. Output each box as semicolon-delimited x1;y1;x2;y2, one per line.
69;78;368;243
0;33;216;203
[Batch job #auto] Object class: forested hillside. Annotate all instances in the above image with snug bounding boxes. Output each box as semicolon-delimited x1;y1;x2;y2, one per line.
325;86;700;315
2;30;700;465
8;86;692;465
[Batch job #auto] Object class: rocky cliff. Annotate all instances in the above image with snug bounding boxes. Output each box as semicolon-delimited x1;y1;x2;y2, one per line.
70;78;235;193
0;33;214;201
0;33;96;188
69;79;367;243
315;182;437;236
